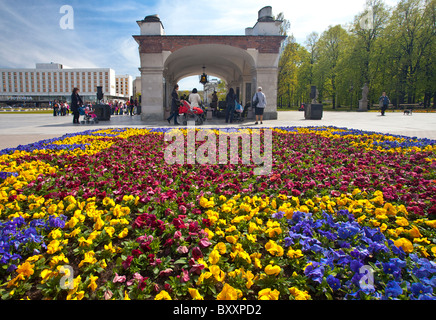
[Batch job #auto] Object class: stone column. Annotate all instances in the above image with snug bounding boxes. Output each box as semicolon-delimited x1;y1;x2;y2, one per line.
358;99;368;112
256;67;278;120
140;67;164;121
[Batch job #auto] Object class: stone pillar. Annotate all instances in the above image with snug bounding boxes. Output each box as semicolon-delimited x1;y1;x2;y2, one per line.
140;67;164;121
358;99;368;112
256;67;279;120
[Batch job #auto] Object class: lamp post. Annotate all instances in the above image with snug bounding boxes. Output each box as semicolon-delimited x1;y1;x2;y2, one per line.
200;66;208;105
200;66;208;85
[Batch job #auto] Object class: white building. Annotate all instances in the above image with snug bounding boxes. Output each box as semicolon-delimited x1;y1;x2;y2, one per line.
115;75;133;99
0;63;131;104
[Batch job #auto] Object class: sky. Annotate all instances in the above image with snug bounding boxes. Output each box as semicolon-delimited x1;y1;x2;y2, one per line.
0;0;400;90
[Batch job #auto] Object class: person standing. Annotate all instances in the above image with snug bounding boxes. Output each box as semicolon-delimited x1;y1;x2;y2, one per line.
71;88;83;124
379;92;390;116
167;84;180;125
211;91;218;112
189;88;202;108
253;87;266;124
129;97;135;116
225;88;237;123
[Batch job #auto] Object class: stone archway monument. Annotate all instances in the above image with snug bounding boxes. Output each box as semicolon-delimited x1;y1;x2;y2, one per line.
133;6;285;121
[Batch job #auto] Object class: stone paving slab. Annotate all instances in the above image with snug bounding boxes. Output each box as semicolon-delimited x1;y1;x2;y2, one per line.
0;111;435;150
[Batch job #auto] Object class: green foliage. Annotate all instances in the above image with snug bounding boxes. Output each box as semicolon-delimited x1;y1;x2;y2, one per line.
278;0;436;109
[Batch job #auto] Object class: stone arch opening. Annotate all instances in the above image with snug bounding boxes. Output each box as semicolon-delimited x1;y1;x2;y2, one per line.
133;7;285;121
163;43;257;108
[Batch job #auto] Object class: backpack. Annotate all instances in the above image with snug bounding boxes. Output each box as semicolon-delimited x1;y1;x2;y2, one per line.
253;92;259;107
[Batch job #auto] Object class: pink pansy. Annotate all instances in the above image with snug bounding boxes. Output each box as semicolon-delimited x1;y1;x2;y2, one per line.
104;289;113;300
199;238;212;248
159;268;173;277
113;273;126;283
176;245;189;254
180;269;190;283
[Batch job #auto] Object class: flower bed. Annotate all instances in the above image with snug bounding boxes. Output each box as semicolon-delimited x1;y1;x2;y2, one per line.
0;127;435;300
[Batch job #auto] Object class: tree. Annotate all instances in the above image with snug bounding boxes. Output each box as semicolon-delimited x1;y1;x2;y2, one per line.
382;0;435;104
351;0;390;104
315;25;350;108
278;37;300;108
276;12;291;36
276;0;435;109
305;32;319;87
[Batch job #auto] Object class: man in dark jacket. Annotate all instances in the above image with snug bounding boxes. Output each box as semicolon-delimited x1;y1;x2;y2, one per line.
379;92;390;116
225;88;236;124
167;84;180;125
71;87;83;124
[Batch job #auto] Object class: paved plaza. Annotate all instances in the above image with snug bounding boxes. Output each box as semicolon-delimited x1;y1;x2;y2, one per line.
0;111;435;150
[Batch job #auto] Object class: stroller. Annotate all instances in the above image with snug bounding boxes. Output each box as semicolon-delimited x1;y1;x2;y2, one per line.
233;101;248;123
79;105;99;124
178;100;205;125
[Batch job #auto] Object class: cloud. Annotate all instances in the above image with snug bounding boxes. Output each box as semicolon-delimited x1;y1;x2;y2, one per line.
0;0;401;81
0;1;101;69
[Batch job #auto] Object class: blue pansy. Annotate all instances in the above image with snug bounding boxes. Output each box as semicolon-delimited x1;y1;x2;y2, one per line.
272;211;284;220
385;281;403;298
411;283;433;297
326;275;341;291
283;236;293;247
304;262;325;284
338;221;360;239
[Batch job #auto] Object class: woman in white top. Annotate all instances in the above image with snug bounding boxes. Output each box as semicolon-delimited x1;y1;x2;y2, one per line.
253;87;266;124
188;88;202;109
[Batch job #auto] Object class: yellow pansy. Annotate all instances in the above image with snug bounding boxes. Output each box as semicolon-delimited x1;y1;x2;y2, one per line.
65;217;79;229
78;251;97;268
204;228;214;240
208;249;221;265
395;216;409;227
16;261;34;278
78;237;93;247
47;240;62;254
94;217;105;230
65;227;81;238
250;252;262;269
214;242;226;254
406;225;423;239
40;269;54;284
196;271;213;285
188;288;204;300
393;238;413;253
49;253;69;267
217;283;242;300
289;287;311;300
104;242;117;253
209;265;225;282
226;235;239;244
199;197;215;209
104;226;115;238
287;248;303;259
265;240;284;257
425;220;436;228
246;234;257;242
264;264;281;276
88;275;98;292
258;288;280;300
117;228;129;239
